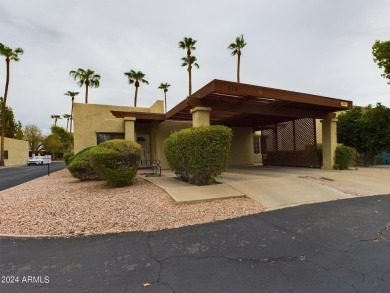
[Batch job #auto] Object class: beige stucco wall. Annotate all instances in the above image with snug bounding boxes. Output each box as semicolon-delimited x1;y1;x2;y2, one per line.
228;127;255;166
151;123;256;169
73;101;257;169
321;118;338;169
254;131;262;164
150;120;192;169
315;119;323;144
3;137;29;166
74;101;163;153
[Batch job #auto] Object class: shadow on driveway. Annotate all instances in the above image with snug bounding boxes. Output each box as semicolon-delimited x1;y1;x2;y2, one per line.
0;194;389;292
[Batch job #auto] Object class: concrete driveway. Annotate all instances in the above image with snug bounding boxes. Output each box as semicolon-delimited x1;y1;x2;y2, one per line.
144;166;390;210
0;194;389;292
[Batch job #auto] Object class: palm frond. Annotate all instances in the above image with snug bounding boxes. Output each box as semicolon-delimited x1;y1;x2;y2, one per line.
179;37;197;50
158;83;171;90
228;34;247;55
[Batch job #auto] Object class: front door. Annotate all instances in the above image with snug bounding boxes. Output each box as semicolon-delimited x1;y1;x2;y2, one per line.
136;134;151;162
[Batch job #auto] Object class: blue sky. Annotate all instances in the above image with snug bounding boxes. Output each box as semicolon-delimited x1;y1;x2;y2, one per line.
1;0;389;133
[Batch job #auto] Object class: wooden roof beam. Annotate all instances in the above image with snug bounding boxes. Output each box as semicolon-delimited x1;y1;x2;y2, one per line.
187;96;330;119
212;80;352;110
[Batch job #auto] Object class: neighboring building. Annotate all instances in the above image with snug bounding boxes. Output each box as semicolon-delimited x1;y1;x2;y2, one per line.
74;79;353;169
2;137;29;166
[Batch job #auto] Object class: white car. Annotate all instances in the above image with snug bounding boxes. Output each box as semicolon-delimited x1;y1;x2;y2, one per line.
27;156;46;166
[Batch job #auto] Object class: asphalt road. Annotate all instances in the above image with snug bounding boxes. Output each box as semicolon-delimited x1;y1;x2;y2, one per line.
0;162;66;191
0;194;389;293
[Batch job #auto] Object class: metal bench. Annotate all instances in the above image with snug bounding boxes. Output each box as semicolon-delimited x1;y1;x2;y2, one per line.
139;159;161;177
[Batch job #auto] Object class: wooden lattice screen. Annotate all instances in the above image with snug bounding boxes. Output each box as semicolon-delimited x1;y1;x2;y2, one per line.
261;118;319;168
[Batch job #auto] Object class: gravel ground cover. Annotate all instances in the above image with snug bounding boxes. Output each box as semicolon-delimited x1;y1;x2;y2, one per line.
299;176;373;196
0;169;264;237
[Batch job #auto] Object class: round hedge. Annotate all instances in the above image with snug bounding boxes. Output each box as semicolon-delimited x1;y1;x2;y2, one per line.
163;125;232;185
67;140;142;187
334;145;354;170
67;146;104;181
90;140;142;187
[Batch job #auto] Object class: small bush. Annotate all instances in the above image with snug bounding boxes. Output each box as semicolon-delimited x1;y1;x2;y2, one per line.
316;144;323;167
90;140;142;187
67;147;103;181
63;152;74;166
333;145;354;170
164;125;233;185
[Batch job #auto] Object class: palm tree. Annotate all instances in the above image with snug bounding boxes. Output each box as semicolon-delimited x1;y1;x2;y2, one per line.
69;68;100;104
179;37;198;96
63;114;72;131
181;56;199;96
50;115;62;126
124;70;149;107
228;34;247;83
0;43;23;166
64;91;79;133
158;83;171;113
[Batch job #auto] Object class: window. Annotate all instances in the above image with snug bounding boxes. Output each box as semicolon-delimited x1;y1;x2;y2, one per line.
253;136;261;154
96;133;124;145
4;150;8;160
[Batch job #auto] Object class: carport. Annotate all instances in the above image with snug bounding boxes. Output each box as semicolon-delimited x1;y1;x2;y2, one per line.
112;79;353;169
165;79;353;169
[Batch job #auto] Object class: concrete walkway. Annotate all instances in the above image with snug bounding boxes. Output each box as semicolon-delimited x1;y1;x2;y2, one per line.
141;166;390;210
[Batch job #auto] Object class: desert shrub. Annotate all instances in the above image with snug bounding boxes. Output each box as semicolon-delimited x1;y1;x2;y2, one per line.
63;152;74;166
333;145;354;170
67;147;94;166
164;125;233;185
90;140;142;187
316;144;323;167
67;146;103;181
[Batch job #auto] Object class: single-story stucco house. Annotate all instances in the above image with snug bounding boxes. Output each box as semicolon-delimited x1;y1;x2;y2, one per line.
74;80;352;169
1;137;29;166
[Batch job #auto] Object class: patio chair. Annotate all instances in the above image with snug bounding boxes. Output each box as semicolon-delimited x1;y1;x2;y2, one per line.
379;152;389;165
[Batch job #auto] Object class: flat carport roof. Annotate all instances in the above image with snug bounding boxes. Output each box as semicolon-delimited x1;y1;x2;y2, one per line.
112;79;353;128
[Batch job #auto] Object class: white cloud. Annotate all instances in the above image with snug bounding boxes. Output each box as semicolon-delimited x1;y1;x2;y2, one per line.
0;0;389;132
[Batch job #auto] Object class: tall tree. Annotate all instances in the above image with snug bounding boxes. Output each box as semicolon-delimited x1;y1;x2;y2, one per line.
228;34;247;83
43;125;73;159
0;98;22;138
23;124;44;154
158;83;171;113
124;70;149;107
50;115;62;126
64;91;79;133
337;103;390;166
69;68;100;103
63;114;72;131
179;37;198;96
0;43;23;166
372;40;390;85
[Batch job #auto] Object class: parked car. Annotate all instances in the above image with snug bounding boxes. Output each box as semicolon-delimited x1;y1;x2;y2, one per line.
27;156;46;166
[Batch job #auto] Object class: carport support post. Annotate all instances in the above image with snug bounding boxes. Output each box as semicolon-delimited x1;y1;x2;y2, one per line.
321;117;338;169
124;117;136;141
190;107;212;127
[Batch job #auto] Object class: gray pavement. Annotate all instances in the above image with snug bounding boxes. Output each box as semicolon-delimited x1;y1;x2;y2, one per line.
0;162;67;191
1;194;390;292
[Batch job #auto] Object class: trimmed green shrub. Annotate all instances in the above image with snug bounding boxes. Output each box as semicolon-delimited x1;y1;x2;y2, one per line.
333;145;354;170
67;146;105;181
90;140;142;187
63;152;74;166
316;144;323;167
164;125;233;185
